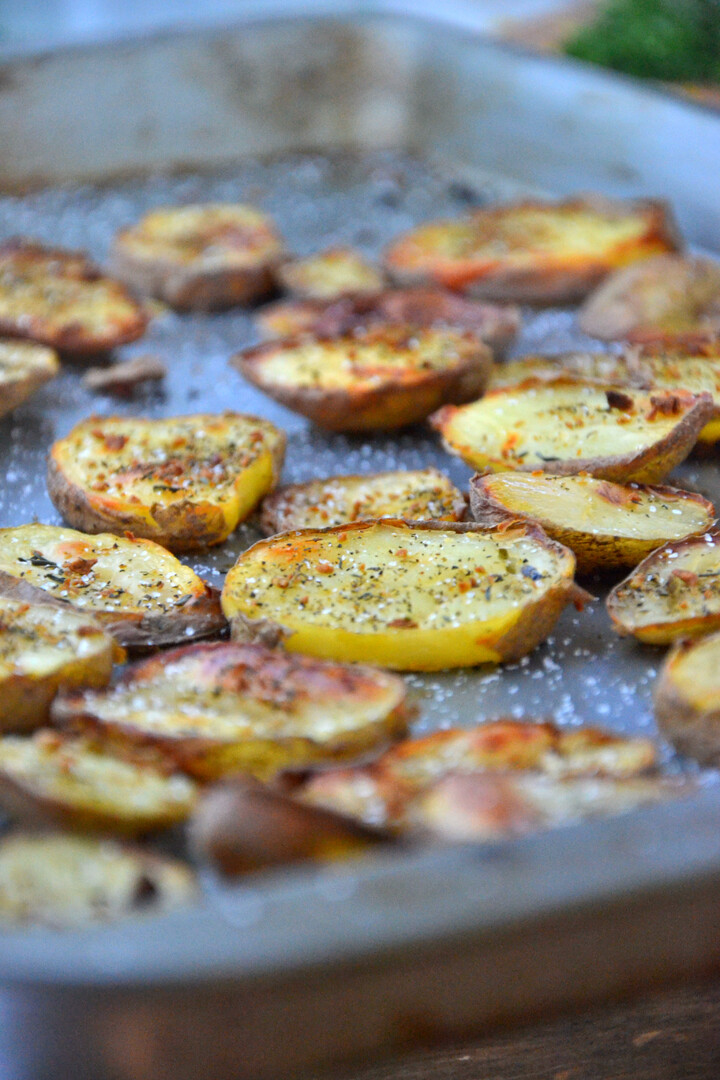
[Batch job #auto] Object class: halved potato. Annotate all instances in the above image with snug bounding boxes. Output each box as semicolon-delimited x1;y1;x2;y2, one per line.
277;247;385;300
0;832;196;928
0;598;119;734
607;526;720;644
0;730;197;835
109;203;284;310
488;351;640;392
470;472;714;573
48;413;286;551
431;382;713;483
654;631;720;764
51;641;411;782
579;255;720;346
384;196;678;304
233;325;493;432
0;340;60;418
0;238;148;355
0;524;225;650
221;519;583;670
259;468;466;535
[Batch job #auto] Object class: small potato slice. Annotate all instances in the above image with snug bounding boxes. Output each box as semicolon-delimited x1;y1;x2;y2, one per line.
0;730;197;835
0;598;118;734
0;239;148;355
431;382;713;483
51;641;411;782
654;631;720;765
221;519;582;671
0;832;196;929
234;325;493;432
607;526;720;644
0;340;60;418
470;472;714;574
109;203;284;310
488;351;640;392
384;196;678;304
259;468;466;535
277;247;385;300
48;413;286;551
579;255;720;346
0;524;225;651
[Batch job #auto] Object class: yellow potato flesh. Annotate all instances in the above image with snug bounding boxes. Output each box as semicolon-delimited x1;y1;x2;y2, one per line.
637;355;720;444
120;204;282;266
664;634;720;714
0;600;111;681
281;249;384;299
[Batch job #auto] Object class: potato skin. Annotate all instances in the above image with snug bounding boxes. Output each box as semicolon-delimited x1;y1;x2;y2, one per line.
0;340;60;418
654;633;720;765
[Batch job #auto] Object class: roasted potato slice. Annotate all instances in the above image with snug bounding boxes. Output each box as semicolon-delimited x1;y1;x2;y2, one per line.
488;351;640;392
431;382;713;483
259;468;466;535
579;255;720;347
470;472;714;574
48;412;286;551
221;519;583;670
0;598;118;734
0;832;196;928
233;325;493;432
0;730;197;835
0;238;147;355
654;631;720;765
384;196;678;304
277;247;385;300
51;641;411;782
0;524;225;650
607;526;720;644
109;203;284;309
0;340;60;418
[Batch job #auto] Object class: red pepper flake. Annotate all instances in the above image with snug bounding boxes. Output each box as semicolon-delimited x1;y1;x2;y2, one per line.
316;561;335;574
671;569;699;586
102;433;129;451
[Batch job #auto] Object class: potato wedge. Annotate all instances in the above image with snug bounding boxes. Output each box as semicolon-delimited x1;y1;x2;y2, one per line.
0;340;60;418
488;351;640;392
0;832;196;928
579;255;720;346
259;468;466;535
384;196;678;304
607;526;720;644
0;730;197;835
431;382;713;483
277;247;385;300
48;412;286;551
233;325;493;432
470;472;714;574
221;519;582;670
654;631;720;765
0;524;225;650
109;203;284;309
0;598;118;734
0;238;147;355
51;641;411;782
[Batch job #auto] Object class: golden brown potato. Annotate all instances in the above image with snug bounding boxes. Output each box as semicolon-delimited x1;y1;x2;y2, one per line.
51;641;411;782
432;382;713;483
607;526;720;644
233;325;493;432
0;598;119;734
579;255;720;347
0;524;225;651
488;351;640;392
0;832;196;928
0;238;148;355
109;203;284;310
384;196;678;304
277;247;385;300
0;730;197;835
221;519;584;671
48;412;286;551
259;468;466;535
0;339;60;418
654;630;720;765
470;472;714;574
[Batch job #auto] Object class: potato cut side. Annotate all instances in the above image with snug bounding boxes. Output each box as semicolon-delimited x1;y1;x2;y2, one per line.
655;632;720;765
630;349;720;446
0;598;118;734
488;351;640;392
607;527;720;644
384;196;678;303
0;730;197;835
234;325;493;432
109;203;284;309
51;641;411;782
0;238;147;355
470;472;714;574
0;340;60;418
259;468;466;535
277;247;385;300
0;832;196;929
0;524;225;650
48;412;286;551
221;519;581;670
431;382;713;483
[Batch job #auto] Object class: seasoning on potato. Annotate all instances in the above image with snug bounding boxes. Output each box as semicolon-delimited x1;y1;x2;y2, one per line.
277;246;385;300
654;630;720;765
0;340;60;419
